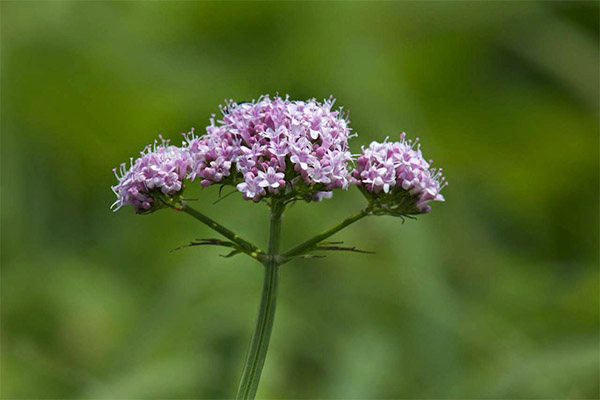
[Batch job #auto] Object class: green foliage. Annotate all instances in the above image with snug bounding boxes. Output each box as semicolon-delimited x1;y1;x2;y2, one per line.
1;1;598;398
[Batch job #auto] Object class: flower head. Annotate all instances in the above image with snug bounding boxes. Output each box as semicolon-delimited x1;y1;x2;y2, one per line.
111;137;192;213
111;97;447;218
184;95;354;202
353;133;447;214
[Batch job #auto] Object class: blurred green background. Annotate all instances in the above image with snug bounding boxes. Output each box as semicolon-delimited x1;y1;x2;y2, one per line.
1;1;598;399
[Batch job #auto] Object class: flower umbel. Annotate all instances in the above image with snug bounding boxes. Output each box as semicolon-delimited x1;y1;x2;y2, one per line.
183;94;354;202
111;94;448;400
111;137;192;213
353;133;447;215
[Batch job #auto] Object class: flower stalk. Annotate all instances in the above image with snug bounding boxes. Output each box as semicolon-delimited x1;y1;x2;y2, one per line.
175;201;265;262
236;200;285;399
281;206;372;262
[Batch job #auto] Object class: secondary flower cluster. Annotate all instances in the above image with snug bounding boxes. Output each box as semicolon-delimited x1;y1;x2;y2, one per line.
111;137;192;213
353;133;447;214
183;95;354;201
111;95;447;215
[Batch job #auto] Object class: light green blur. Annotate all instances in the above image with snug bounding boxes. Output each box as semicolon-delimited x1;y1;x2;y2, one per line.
1;1;598;398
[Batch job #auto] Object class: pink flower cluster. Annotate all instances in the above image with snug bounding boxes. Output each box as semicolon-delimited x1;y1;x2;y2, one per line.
111;95;448;215
353;133;447;213
183;95;354;201
111;138;192;213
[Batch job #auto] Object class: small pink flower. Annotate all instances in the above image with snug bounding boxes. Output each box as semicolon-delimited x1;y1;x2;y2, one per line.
257;167;285;192
236;173;266;201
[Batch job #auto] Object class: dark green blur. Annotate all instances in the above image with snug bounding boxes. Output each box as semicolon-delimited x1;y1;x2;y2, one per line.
1;1;598;398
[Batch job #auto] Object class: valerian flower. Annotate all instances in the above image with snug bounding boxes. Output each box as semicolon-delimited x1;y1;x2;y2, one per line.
111;137;192;213
236;172;266;201
183;94;354;202
111;95;448;400
353;133;447;215
257;167;286;192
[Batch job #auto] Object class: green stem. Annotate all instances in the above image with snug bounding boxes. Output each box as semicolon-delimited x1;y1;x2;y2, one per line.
179;202;264;261
236;200;284;399
282;206;371;260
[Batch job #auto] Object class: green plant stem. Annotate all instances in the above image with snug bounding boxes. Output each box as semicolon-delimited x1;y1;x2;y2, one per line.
179;202;264;261
281;206;371;261
236;200;284;399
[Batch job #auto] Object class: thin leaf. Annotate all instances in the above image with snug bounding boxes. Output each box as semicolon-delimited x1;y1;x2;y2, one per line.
315;245;375;254
170;238;241;253
220;249;242;258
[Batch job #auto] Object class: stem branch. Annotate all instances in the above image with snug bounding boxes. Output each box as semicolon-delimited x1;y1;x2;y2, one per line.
178;202;265;261
282;207;371;261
